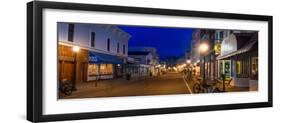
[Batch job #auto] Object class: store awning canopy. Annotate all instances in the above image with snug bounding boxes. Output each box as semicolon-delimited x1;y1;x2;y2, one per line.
217;39;257;60
89;51;125;64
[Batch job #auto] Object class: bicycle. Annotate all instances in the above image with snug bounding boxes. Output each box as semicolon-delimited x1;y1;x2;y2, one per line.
192;78;222;93
59;79;73;96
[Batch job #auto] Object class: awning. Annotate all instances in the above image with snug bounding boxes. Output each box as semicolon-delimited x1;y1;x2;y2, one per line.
217;39;257;60
89;51;125;64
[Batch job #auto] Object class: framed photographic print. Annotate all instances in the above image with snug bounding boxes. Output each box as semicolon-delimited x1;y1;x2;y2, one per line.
27;1;273;122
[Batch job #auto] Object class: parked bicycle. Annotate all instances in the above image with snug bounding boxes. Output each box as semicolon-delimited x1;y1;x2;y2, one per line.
192;78;221;93
59;79;73;96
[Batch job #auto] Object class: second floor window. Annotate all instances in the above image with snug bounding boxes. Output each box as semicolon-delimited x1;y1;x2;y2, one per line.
91;32;95;47
123;45;126;55
68;24;74;42
107;38;110;51
117;42;119;53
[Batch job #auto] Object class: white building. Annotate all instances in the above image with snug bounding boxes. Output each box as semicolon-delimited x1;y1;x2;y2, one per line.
126;47;160;77
58;22;131;81
217;31;258;91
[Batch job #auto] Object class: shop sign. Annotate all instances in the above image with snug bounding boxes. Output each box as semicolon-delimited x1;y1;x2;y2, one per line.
214;42;221;55
89;55;98;62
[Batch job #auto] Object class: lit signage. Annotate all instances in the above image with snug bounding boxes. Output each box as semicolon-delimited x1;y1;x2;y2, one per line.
89;56;98;62
214;42;221;55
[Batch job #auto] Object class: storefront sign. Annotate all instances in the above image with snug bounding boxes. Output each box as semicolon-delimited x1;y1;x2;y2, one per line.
214;42;221;55
89;55;98;62
89;52;99;63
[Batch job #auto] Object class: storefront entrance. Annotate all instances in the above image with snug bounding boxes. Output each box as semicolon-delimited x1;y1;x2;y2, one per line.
59;61;74;82
87;51;124;81
219;60;231;79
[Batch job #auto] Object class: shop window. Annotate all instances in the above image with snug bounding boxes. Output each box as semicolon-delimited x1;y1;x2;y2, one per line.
236;61;241;74
100;64;113;75
236;59;249;78
251;57;258;80
88;64;98;76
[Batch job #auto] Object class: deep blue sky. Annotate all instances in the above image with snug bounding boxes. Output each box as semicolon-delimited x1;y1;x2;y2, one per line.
118;25;193;59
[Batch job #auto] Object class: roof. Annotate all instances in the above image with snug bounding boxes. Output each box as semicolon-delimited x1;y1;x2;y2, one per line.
217;38;257;60
128;51;150;55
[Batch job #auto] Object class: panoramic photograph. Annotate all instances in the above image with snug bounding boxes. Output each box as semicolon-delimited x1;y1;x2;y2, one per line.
57;22;258;99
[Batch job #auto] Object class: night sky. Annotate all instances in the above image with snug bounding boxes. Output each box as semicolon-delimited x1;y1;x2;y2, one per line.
118;25;193;60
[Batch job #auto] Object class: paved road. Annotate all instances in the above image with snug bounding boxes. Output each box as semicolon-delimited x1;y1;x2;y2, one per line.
60;72;191;99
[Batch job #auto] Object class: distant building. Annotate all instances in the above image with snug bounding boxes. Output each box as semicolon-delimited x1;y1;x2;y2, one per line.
190;29;201;64
126;47;160;77
58;23;131;83
162;56;178;72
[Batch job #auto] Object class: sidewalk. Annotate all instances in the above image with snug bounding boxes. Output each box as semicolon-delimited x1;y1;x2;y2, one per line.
59;72;191;99
186;76;249;93
59;77;150;99
59;75;162;99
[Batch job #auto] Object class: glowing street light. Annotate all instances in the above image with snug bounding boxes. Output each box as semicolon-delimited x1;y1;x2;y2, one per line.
199;42;209;83
186;59;191;64
72;46;80;52
199;42;209;54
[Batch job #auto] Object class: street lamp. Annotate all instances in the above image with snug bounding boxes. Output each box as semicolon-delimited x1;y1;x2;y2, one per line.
186;59;191;64
199;42;209;83
72;46;80;91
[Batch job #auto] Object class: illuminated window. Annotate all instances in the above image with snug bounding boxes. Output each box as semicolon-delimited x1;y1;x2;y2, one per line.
100;64;113;75
236;59;249;78
88;64;98;76
251;57;258;80
236;61;241;74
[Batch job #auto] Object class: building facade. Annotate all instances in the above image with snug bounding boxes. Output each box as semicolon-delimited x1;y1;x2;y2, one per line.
58;23;131;83
198;29;217;80
127;47;160;77
217;31;258;90
192;29;258;90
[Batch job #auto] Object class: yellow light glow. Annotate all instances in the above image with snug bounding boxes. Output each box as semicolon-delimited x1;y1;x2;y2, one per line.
199;43;209;53
73;46;80;52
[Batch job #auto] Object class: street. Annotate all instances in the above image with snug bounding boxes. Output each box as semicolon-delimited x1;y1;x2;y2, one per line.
60;72;191;99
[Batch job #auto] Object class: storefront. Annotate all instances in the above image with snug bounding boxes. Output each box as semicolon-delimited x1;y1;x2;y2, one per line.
58;44;88;83
123;64;150;78
87;51;125;81
218;60;232;79
217;32;258;90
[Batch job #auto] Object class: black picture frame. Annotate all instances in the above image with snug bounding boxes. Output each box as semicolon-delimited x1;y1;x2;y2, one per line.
27;1;273;122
